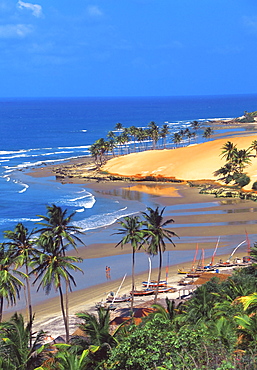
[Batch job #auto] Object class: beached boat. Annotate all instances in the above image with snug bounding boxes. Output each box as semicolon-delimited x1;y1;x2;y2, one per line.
178;268;190;274
158;286;177;293
106;295;131;303
132;289;155;296
186;272;202;278
142;280;167;287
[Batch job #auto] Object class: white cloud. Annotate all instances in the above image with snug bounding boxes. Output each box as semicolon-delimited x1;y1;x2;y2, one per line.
87;5;103;18
0;24;33;38
17;0;42;18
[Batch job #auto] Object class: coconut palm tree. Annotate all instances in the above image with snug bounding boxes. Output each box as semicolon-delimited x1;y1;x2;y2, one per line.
141;207;178;303
31;232;83;343
37;204;84;343
220;141;237;161
160;124;170;148
119;131;130;155
234;148;252;173
203;127;214;140
173;132;182;147
113;216;144;309
114;122;123;131
249;139;257;157
128;125;138;152
148;121;159;150
37;204;84;254
0;244;26;323
135;127;145;151
4;223;38;330
0;313;46;370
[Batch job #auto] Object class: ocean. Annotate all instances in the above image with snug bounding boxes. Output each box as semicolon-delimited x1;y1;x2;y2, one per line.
2;94;257;310
2;94;257;239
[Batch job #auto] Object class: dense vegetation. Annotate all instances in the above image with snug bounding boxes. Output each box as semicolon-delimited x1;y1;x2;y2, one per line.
1;205;257;368
2;257;257;368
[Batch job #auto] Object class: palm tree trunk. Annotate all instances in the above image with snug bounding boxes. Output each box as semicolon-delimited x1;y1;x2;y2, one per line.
0;296;3;323
131;250;135;311
154;248;162;304
65;281;69;343
25;264;33;347
59;286;69;343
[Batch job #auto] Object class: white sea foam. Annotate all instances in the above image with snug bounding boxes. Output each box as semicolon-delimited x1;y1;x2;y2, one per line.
0;217;42;226
58;191;96;209
70;194;92;202
18;183;29;193
6;155;88;171
73;206;138;231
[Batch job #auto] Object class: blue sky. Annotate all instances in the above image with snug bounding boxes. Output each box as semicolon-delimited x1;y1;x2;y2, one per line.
1;0;257;97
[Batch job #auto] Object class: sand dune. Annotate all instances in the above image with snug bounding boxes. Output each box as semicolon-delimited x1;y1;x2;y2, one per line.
103;135;257;189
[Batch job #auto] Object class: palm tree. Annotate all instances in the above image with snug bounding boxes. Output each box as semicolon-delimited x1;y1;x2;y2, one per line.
88;143;99;166
4;223;38;329
141;207;178;303
249;139;257;157
203;127;214;140
107;130;116;141
52;346;99;370
114;216;144;309
37;205;84;343
37;204;84;254
114;122;123;131
148;121;159;150
119;131;130;155
135;127;145;151
128;126;138;152
160;124;170;148
220;141;237;161
76;307;117;348
173;132;182;147
0;244;26;323
234;148;252;173
0;313;46;370
31;232;83;343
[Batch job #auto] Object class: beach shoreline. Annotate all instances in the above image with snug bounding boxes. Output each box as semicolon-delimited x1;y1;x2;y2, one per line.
9;122;257;338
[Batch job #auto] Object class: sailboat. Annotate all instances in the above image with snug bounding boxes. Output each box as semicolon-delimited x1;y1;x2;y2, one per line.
106;274;131;303
187;248;205;278
217;240;246;267
178;244;199;275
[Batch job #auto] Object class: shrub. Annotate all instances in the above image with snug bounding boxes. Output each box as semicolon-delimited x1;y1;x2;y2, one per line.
252;182;257;190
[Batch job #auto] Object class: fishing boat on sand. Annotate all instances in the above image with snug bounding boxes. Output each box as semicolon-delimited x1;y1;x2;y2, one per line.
132;289;155;296
142;280;168;287
106;294;131;303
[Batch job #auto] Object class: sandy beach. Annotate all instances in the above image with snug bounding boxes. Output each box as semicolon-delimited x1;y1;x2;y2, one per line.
7;127;257;338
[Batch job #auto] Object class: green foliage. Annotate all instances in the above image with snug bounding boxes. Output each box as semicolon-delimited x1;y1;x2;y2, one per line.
233;173;250;188
215;141;252;186
252;181;257;190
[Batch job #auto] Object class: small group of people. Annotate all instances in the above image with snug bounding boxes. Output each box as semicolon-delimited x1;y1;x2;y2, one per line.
105;266;111;280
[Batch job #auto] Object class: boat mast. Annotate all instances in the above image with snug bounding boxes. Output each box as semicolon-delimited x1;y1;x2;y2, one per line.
192;243;199;272
112;273;127;304
146;256;152;289
211;237;220;266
